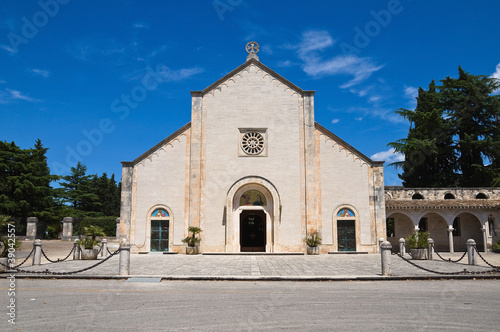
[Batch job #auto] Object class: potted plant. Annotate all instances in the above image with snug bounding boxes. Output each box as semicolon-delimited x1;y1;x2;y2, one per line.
78;225;106;260
306;230;322;255
0;215;21;272
182;226;202;254
406;231;429;260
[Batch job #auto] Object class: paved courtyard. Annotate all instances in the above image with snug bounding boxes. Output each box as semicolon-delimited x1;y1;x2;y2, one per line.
2;240;499;279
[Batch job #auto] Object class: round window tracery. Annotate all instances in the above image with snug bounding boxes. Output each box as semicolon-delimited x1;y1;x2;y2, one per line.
241;131;264;155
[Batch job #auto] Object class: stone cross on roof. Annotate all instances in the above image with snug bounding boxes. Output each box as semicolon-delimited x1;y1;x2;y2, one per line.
246;41;259;61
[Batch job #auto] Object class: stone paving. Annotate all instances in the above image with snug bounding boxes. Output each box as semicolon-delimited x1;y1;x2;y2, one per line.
3;240;500;279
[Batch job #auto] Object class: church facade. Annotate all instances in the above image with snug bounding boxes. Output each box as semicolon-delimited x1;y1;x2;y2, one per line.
119;42;386;254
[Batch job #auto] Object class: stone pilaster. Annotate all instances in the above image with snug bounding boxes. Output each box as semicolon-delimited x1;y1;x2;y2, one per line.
303;91;319;234
62;217;73;240
26;217;38;239
120;163;134;242
188;91;203;230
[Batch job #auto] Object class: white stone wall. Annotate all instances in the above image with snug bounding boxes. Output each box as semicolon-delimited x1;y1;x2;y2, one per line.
132;133;188;251
318;134;373;250
201;64;304;251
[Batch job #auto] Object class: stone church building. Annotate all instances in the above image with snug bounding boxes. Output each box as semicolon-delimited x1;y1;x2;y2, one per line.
119;42;386;254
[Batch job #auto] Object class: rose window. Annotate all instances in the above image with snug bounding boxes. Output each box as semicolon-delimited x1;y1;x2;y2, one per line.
241;132;265;155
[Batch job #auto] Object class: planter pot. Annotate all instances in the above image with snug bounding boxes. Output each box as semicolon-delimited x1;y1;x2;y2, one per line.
80;248;99;260
0;257;8;272
493;249;500;254
307;246;319;255
186;246;199;255
410;248;428;260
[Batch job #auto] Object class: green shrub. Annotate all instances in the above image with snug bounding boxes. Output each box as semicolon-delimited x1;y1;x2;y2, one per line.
406;231;429;249
493;239;500;251
306;231;322;247
75;217;117;237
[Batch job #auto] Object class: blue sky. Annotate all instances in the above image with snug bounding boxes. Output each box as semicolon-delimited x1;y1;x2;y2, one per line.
1;0;500;185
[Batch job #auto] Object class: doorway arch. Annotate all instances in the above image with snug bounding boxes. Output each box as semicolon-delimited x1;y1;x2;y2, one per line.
226;176;281;252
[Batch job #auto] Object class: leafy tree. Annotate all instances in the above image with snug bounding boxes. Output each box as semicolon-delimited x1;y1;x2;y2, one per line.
390;67;500;187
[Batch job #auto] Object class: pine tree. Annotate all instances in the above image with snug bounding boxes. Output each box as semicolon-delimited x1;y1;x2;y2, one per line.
440;67;500;186
390;67;500;187
59;161;100;212
389;81;456;187
0;140;59;219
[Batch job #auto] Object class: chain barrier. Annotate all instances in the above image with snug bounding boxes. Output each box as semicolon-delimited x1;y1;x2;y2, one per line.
3;248;121;275
475;248;500;269
0;247;35;270
432;244;468;263
41;246;75;263
394;253;499;275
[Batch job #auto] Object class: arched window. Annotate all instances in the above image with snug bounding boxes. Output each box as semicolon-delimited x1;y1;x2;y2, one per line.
444;193;455;199
476;193;488;199
150;208;170;252
337;208;355;218
412;193;424;200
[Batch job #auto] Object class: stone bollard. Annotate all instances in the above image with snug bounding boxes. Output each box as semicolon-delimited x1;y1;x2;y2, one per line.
32;239;42;265
380;241;392;276
427;238;434;260
467;239;477;265
73;239;81;260
116;218;121;239
119;242;130;276
399;238;406;256
101;239;108;257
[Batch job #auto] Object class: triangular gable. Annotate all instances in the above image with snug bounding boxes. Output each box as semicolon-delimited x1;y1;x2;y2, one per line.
315;122;384;166
121;122;191;166
192;58;314;96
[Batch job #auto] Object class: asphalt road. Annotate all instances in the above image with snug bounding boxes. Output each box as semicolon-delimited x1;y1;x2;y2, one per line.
0;278;498;331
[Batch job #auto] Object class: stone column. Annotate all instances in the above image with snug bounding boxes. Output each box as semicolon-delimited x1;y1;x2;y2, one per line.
380;241;392;276
399;238;406;256
447;225;454;253
62;217;74;240
481;225;488;253
32;239;42;265
466;239;476;265
26;217;38;240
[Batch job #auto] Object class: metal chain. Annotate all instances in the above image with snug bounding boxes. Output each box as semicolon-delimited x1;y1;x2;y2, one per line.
41;246;75;263
474;248;500;269
395;253;499;275
0;247;35;269
107;247;118;256
432;244;468;263
7;248;121;275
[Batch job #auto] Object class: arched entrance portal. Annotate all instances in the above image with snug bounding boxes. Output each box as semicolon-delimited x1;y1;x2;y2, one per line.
226;176;281;253
240;210;266;252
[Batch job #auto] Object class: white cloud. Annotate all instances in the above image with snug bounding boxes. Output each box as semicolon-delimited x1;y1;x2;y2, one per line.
331;118;340;124
404;85;418;107
28;68;51;78
124;65;204;86
370;148;404;163
492;62;500;93
294;30;383;88
355;117;363;121
0;88;40;103
134;23;149;29
1;44;16;55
